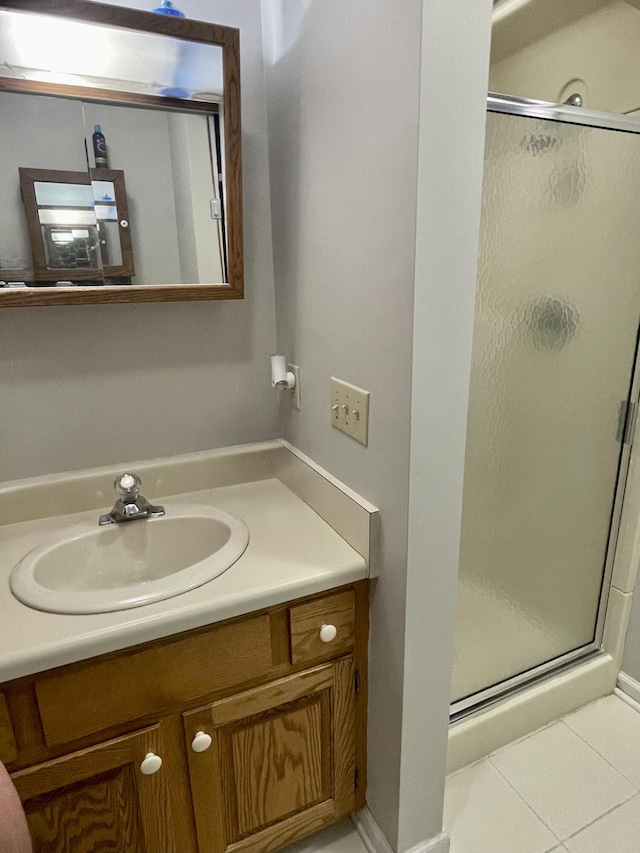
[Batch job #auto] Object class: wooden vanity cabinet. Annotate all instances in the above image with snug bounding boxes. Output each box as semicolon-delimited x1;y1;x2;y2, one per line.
184;658;357;853
0;691;17;764
2;581;368;853
12;723;185;853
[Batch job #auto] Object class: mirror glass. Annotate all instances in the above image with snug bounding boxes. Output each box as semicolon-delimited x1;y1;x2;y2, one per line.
0;5;237;296
36;181;102;271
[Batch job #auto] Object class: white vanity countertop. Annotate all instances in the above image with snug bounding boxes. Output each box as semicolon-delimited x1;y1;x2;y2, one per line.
0;478;367;683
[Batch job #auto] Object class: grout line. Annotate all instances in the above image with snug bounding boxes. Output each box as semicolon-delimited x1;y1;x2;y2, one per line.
448;689;622;779
561;791;640;843
450;699;639;848
446;754;489;780
488;756;561;843
449;675;621;779
488;719;639;843
562;713;640;791
562;693;610;721
448;715;563;781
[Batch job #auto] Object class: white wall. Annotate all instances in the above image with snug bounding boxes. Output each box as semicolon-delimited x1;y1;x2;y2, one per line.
262;0;422;845
400;0;492;848
262;0;492;849
0;0;278;482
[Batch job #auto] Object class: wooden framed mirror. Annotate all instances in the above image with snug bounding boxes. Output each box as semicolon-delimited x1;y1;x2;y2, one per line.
0;0;243;306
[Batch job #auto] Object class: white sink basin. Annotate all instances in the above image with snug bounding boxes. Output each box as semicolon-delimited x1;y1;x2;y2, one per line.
10;504;249;614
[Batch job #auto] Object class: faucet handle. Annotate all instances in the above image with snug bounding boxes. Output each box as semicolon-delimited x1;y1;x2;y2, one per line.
114;472;141;499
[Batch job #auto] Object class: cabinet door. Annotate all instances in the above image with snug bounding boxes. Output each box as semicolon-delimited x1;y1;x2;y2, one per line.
184;657;357;853
11;723;182;853
0;691;17;764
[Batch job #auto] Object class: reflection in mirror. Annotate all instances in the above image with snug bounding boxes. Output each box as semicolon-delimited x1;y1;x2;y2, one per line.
1;87;226;287
80;98;228;285
18;165;133;283
0;8;223;109
35;179;101;272
0;1;242;304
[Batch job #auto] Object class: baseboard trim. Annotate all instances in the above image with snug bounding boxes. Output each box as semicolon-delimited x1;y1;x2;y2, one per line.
617;672;640;710
351;807;450;853
351;808;393;853
403;832;450;853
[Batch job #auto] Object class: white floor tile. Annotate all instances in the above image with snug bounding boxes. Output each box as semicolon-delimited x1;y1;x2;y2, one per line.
281;820;367;853
564;695;640;786
490;722;636;840
444;759;557;853
564;795;640;853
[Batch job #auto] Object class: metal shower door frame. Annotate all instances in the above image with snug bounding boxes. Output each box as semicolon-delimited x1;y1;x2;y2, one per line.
451;93;640;721
487;92;640;135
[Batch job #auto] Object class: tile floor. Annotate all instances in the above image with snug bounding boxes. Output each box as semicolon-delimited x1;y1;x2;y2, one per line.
282;819;367;853
445;693;640;853
283;693;640;853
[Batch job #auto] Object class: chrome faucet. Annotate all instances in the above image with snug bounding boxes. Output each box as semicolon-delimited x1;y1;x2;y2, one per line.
99;473;166;526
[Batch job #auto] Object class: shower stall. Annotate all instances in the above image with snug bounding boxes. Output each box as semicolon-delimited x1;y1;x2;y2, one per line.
451;94;640;730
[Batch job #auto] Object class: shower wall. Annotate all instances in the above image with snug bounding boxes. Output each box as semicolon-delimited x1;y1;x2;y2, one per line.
490;0;640;113
623;591;640;683
452;109;640;704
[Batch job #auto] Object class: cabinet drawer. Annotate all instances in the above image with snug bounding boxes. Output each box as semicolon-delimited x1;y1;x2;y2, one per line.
289;590;355;665
36;614;274;747
0;692;17;764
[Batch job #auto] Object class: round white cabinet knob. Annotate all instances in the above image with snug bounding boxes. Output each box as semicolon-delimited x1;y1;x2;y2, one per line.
140;752;163;775
191;731;213;753
319;624;338;643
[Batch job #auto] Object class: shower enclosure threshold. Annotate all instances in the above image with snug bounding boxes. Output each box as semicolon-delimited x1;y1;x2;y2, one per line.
447;648;617;773
451;645;603;723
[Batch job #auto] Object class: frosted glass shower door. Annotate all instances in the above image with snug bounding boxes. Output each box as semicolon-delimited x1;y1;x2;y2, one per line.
452;109;640;705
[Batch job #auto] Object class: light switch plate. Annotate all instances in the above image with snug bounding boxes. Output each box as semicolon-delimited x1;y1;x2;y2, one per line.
331;377;369;446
